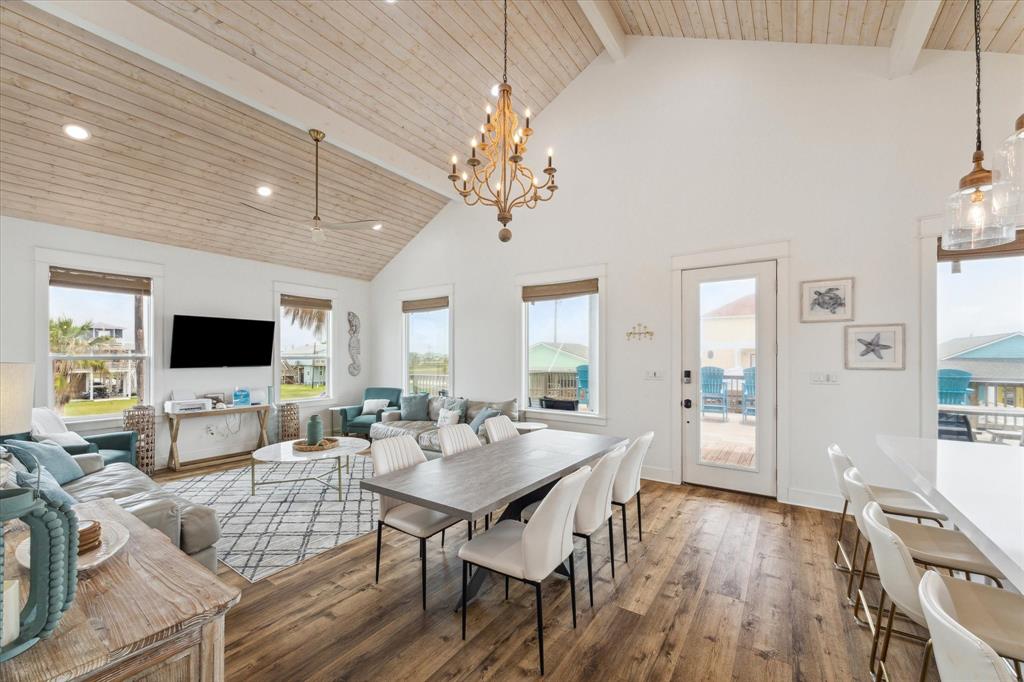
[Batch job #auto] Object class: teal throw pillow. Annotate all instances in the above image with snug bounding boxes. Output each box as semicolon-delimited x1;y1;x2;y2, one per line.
469;407;500;434
400;393;430;421
16;465;78;508
4;439;85;485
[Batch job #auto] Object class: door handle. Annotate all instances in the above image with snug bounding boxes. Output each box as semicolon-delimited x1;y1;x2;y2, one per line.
683;399;693;409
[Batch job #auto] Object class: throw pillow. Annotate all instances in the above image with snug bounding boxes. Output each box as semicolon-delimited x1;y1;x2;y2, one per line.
400;393;430;421
469;407;500;434
362;398;390;415
3;439;85;485
15;465;77;508
33;431;90;447
436;408;460;427
440;397;467;421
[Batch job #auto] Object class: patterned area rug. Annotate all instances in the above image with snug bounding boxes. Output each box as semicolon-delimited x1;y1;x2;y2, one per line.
162;456;378;582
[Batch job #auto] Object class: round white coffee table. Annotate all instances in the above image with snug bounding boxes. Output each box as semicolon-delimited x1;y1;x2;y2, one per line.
515;421;549;434
250;438;368;501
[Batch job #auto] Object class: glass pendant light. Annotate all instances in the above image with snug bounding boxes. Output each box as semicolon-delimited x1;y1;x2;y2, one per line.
992;113;1023;230
942;0;1015;251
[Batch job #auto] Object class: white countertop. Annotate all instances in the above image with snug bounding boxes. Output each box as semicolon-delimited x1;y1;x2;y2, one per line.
874;435;1024;591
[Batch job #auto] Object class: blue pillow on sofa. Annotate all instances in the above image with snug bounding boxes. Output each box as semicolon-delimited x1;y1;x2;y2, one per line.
15;465;78;508
469;407;500;434
4;439;85;485
400;393;430;421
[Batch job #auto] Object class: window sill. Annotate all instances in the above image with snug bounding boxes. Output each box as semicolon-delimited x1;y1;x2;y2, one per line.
523;408;607;427
62;415;124;430
277;397;336;408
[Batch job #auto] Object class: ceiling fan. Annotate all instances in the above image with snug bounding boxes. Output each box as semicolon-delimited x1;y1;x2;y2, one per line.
239;129;384;242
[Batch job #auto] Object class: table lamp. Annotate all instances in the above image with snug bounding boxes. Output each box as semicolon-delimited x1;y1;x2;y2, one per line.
0;362;34;437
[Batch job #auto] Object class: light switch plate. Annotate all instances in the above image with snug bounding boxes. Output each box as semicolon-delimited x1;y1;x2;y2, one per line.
645;370;664;381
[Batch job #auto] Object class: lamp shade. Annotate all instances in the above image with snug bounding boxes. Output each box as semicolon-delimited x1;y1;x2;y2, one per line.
0;362;34;435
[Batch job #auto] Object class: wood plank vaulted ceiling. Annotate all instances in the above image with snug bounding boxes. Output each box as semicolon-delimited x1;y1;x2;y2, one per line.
612;0;1023;53
1;2;1020;281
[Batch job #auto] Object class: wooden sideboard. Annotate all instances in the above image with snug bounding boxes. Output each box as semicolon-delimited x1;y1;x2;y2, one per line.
167;404;270;471
2;498;240;681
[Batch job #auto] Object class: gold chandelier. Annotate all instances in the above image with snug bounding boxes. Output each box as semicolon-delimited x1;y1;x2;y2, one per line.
447;0;557;242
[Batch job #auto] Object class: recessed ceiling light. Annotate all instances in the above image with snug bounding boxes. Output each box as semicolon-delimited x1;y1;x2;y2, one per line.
385;0;397;3
490;83;500;97
372;223;383;231
257;185;273;197
63;124;91;140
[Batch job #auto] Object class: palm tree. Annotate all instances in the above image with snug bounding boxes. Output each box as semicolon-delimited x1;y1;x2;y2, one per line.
48;318;114;407
283;306;327;337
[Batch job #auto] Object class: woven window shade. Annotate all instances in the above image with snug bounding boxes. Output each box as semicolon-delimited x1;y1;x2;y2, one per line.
280;294;332;311
49;266;151;295
521;278;599;303
938;232;1024;262
402;296;449;313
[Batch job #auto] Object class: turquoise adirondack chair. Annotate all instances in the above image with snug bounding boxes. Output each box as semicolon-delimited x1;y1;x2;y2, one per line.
701;367;729;422
741;367;756;423
937;369;973;406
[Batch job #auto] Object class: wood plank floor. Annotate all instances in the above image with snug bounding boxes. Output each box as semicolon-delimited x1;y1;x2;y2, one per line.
201;480;936;681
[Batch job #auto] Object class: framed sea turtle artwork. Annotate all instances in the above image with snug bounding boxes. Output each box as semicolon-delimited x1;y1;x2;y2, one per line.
800;277;854;322
844;323;905;370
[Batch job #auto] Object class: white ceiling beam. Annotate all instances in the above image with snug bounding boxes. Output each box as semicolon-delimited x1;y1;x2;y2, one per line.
26;0;455;199
888;0;942;79
577;0;626;62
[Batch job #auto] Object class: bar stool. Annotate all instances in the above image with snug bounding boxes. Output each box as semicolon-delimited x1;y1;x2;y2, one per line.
862;502;1024;681
918;571;1020;682
826;444;946;575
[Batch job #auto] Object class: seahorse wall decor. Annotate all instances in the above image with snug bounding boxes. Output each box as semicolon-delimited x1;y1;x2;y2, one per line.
347;312;361;376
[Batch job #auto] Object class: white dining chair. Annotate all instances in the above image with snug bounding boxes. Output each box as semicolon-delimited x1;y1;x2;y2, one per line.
843;467;1004;626
438;423;491;533
438;423;480;458
919;571;1019;682
826;444;946;575
611;432;653;563
459;465;592;675
862;501;1024;681
483;415;519;443
371;435;460;610
521;444;627;608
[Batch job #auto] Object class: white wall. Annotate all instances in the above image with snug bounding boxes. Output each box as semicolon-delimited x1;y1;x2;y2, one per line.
370;38;1024;510
1;217;371;469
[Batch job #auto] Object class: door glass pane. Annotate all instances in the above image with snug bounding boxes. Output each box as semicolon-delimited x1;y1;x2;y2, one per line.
699;278;757;469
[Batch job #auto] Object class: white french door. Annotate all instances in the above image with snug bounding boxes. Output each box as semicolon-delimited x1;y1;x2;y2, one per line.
681;261;777;496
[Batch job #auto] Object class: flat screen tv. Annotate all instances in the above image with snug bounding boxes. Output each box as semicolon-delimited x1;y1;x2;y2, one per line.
169;315;275;368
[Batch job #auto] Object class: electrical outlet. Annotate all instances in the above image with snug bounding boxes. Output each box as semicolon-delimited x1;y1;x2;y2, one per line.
810;372;840;385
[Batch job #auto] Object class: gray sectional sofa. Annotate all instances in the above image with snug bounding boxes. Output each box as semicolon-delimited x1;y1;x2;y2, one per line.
369;397;519;458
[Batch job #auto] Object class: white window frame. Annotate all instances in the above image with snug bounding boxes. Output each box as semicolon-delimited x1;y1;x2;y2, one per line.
273;281;337;406
35;248;163;425
516;264;607;426
400;284;454;397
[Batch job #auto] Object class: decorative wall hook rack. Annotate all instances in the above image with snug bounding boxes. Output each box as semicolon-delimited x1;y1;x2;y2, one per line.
626;323;654;341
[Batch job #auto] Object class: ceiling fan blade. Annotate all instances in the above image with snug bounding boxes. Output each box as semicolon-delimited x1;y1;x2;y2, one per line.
320;220;385;231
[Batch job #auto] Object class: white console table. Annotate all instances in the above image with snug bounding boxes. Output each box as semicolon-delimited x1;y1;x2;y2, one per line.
166;404;270;471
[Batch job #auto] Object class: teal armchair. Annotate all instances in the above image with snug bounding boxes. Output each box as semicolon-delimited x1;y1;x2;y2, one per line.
0;430;136;467
331;388;402;437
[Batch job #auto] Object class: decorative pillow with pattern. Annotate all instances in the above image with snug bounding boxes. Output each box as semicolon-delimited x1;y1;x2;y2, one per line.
436;407;460;427
362;398;391;415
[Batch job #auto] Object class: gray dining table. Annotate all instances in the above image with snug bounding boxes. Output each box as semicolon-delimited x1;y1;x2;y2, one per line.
360;428;627;604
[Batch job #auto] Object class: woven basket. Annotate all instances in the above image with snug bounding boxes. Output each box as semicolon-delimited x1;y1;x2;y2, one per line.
292;437;340;453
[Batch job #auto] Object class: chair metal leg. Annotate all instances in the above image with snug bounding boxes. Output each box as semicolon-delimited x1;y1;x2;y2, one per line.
485;514;490;531
869;589;888;674
568;553;577;629
918;640;933;682
636;492;643;542
375;521;383;584
505;575;509;600
621;503;629;563
846;529;862;602
461;561;468;640
420;538;427;610
608;517;616;579
467;520;473;540
535;581;544;675
833;499;849;568
853;542;872;623
876;599;898;680
585;535;594;608
441;528;445;547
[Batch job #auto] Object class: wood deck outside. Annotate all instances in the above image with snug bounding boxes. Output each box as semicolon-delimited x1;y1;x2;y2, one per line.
700;416;757;469
197;479;936;681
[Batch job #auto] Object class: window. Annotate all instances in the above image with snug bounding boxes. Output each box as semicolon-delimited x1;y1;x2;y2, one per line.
403;296;450;396
279;294;331;401
936;233;1024;443
522;277;600;415
48;267;152;419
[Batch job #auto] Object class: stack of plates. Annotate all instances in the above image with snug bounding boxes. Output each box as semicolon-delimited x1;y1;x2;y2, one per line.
78;520;102;555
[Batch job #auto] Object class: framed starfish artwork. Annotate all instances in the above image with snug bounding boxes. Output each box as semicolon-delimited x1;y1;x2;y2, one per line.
844;324;905;370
